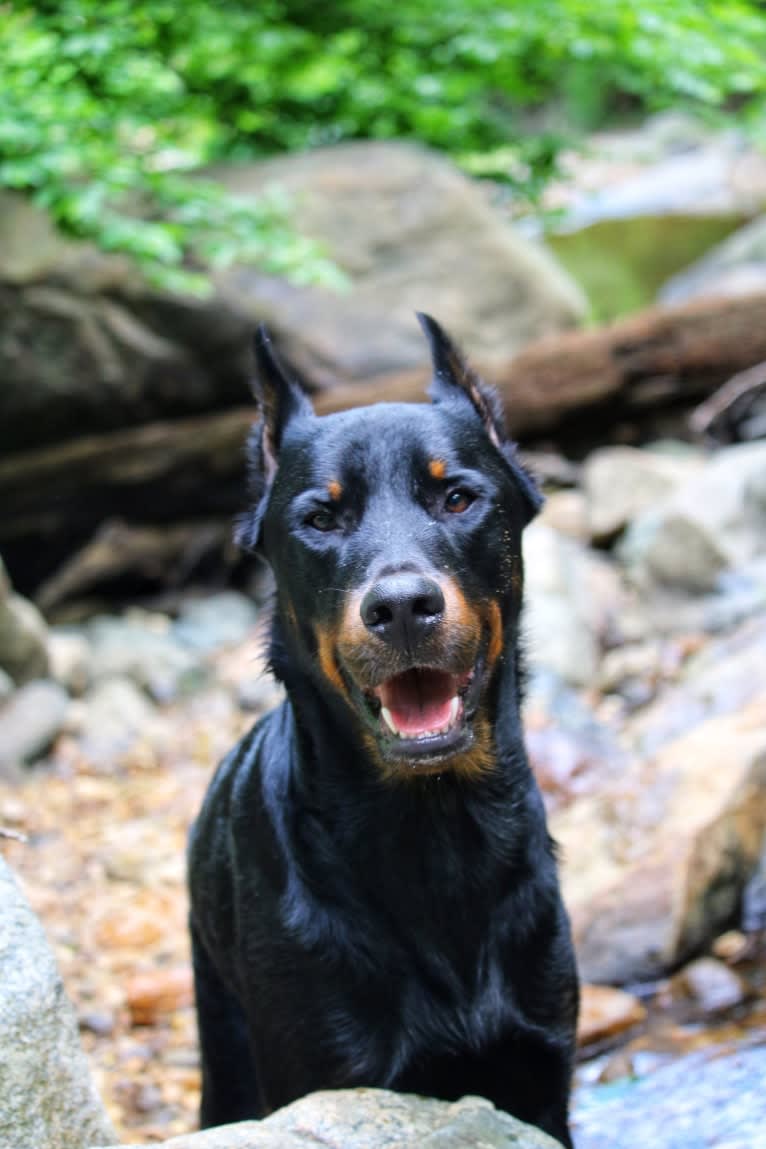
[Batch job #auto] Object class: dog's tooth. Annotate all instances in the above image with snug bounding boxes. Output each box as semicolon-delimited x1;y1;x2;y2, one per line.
381;707;400;736
448;696;459;727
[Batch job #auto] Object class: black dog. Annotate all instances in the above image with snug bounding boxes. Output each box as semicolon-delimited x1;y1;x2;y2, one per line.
188;315;578;1147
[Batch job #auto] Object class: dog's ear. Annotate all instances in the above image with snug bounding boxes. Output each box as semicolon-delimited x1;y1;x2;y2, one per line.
251;324;313;481
417;312;542;523
417;312;506;450
237;325;314;551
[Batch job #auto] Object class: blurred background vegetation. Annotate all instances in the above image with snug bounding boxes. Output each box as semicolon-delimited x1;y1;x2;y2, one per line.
2;0;766;292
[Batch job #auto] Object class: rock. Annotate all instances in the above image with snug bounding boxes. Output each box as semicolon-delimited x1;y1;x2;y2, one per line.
574;1043;766;1149
0;856;115;1149
0;679;70;772
75;676;161;761
710;930;749;963
582;446;701;543
618;442;766;592
172;591;259;652
671;956;747;1013
628;614;766;756
0;554;50;683
553;693;766;984
98;1089;563;1149
524;670;632;808
86;613;203;700
48;628;92;695
555;119;766;229
577;985;646;1048
618;509;729;593
537;489;590;541
596;641;667;697
659;213;766;305
523;524;624;686
0;279;217;454
210;142;586;383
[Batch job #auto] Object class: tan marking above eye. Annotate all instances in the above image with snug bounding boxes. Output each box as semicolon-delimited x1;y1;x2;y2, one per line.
327;480;343;502
428;459;447;480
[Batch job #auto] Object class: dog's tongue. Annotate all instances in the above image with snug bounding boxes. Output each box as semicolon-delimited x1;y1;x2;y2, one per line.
377;669;456;737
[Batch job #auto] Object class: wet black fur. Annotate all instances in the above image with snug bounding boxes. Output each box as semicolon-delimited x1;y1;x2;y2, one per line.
188;316;579;1146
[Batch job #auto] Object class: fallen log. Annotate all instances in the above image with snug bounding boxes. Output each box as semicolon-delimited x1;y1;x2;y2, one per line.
317;291;766;436
3;291;766;597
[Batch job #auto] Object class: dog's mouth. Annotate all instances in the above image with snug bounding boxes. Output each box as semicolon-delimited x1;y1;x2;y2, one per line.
359;657;484;767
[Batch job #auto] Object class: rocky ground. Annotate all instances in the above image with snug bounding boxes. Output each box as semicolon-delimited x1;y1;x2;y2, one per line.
1;435;766;1145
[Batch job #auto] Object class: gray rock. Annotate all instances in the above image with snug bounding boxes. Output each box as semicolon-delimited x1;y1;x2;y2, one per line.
86;613;203;700
618;508;730;593
48;628;92;695
659;213;766;304
98;1090;561;1149
523;524;624;686
673;956;747;1013
0;679;70;772
575;1044;766;1149
557;130;766;230
0;856;115;1149
173;591;259;652
582;446;701;542
617;442;766;593
0;584;50;684
75;675;160;761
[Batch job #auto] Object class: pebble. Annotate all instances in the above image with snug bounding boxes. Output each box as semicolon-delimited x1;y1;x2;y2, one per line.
672;956;748;1013
48;630;92;695
172;591;259;652
126;967;194;1027
76;676;160;762
578;984;647;1048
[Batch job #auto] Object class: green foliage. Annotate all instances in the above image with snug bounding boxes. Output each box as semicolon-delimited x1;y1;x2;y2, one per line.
2;0;765;291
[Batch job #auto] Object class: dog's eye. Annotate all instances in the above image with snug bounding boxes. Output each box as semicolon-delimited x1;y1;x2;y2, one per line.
306;508;338;532
444;488;475;514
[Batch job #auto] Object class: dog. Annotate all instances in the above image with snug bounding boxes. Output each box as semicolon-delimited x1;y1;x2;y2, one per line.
188;314;579;1147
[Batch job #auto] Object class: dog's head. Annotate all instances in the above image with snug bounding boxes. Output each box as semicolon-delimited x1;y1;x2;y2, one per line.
238;315;541;780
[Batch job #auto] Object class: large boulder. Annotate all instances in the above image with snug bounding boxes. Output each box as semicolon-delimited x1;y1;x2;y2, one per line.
97;1089;562;1149
209;142;585;383
554;690;766;984
0;856;115;1149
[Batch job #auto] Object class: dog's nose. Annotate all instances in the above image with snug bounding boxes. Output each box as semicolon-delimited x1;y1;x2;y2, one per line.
360;574;445;649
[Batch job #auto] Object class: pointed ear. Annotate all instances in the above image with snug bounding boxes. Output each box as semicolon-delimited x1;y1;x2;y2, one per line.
251;324;313;483
417;311;507;450
417;312;542;524
236;325;313;552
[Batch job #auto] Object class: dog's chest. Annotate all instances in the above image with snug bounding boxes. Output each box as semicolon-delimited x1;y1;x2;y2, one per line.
318;893;519;1084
